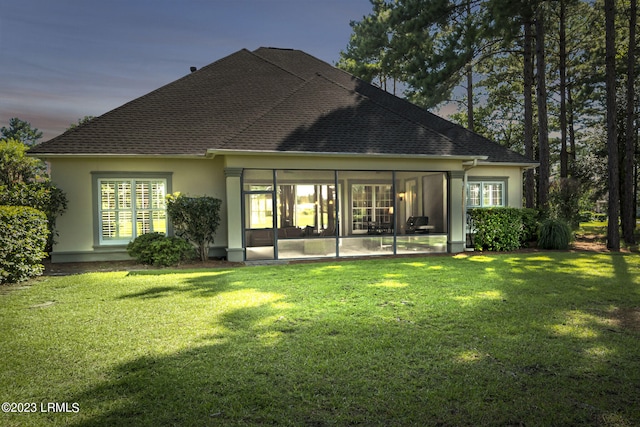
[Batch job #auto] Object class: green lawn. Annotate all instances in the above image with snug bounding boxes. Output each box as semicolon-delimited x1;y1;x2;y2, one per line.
1;252;640;426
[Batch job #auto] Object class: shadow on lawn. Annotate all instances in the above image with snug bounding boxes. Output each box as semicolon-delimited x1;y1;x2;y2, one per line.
117;270;237;300
63;254;640;426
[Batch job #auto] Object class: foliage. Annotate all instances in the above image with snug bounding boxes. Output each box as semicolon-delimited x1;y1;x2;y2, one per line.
468;207;532;251
166;193;222;261
1;254;639;425
579;211;607;222
538;218;572;250
519;207;540;243
548;177;582;230
0;205;49;284
0;181;68;252
0;117;43;147
0;138;41;185
126;232;166;264
68;116;95;130
126;232;195;267
0;138;68;253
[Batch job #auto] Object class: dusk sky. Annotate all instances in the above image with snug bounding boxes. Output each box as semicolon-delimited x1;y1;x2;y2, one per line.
1;0;374;141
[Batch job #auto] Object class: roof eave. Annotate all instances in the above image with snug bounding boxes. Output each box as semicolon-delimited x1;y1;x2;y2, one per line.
27;153;208;159
206;148;488;161
475;160;539;169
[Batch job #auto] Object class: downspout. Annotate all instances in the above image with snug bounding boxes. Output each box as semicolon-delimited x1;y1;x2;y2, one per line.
462;159;479;250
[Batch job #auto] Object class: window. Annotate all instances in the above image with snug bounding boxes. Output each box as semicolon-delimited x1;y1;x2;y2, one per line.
467;181;505;208
352;184;393;232
97;177;168;244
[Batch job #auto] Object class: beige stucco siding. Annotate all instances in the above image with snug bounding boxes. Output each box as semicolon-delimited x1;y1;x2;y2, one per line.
48;156;226;259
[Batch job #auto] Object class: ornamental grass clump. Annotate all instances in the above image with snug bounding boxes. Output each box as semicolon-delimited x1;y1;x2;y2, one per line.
538;218;572;250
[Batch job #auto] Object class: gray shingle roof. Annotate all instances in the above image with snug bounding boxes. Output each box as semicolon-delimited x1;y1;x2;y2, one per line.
29;47;534;164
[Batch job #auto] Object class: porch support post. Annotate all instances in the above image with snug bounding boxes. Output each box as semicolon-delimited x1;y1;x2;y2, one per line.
224;167;244;262
448;170;466;253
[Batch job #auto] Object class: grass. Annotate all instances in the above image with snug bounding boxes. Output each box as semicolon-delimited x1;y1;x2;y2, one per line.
1;252;640;426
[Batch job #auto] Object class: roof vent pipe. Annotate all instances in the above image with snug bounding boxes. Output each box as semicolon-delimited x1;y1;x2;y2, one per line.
190;66;197;73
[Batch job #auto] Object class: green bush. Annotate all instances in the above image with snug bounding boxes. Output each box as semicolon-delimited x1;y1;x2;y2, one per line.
549;178;582;230
127;232;195;266
0;205;49;284
538;219;572;250
520;208;540;243
166;193;222;261
148;237;195;267
468;208;533;252
0;181;67;253
127;232;166;265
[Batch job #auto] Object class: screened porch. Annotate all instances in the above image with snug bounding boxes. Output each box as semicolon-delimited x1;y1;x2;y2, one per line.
242;169;448;261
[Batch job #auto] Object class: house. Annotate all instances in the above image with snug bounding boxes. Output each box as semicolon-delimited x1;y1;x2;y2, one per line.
29;47;536;263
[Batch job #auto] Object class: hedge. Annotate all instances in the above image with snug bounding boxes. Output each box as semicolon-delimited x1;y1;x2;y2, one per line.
468;207;539;252
0;205;49;284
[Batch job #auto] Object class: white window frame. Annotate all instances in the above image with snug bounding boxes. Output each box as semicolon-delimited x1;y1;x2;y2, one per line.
92;172;172;246
467;180;506;208
351;183;393;234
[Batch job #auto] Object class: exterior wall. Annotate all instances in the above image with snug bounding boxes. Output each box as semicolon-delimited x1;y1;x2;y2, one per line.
46;153;527;263
48;156;226;262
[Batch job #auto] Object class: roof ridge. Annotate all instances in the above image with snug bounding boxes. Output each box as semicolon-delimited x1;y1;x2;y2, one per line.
250;48;309;81
310;72;460;148
218;77;312;149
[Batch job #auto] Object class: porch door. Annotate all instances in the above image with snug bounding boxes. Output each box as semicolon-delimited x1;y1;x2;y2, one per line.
244;192;275;261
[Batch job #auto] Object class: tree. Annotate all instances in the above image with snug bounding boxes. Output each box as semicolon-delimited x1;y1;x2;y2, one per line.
535;3;550;210
559;0;569;178
0;138;67;253
0;138;41;185
0;118;43;146
622;0;637;244
523;5;536;208
166;193;222;261
604;0;620;250
338;0;498;127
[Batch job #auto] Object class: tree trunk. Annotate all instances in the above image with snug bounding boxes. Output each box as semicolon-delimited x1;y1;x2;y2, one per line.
523;14;536;209
605;0;620;250
559;0;568;178
535;6;550;210
622;0;637;244
466;0;474;132
467;63;474;131
567;84;576;174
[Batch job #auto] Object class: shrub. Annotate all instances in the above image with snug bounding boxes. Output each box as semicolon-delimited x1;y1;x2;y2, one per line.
0;205;49;284
126;232;166;265
0;181;67;253
148;237;195;267
549;178;582;230
166;193;222;261
127;232;195;266
538;218;572;250
468;208;526;251
520;208;540;243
